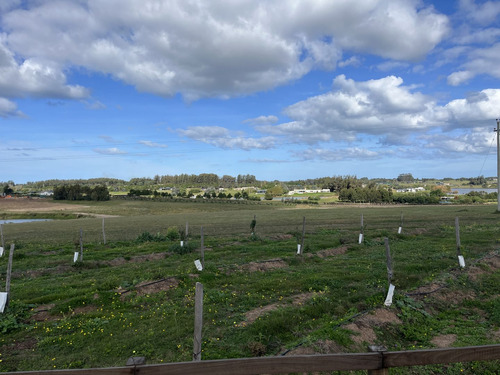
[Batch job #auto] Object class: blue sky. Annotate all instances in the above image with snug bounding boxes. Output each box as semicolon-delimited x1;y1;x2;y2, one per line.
1;0;500;183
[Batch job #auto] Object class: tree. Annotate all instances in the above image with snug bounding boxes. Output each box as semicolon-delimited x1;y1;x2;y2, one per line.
397;173;414;182
3;185;13;195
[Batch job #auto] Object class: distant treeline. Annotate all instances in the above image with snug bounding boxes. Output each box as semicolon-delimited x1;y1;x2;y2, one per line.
338;186;497;204
12;173;497;191
53;184;110;201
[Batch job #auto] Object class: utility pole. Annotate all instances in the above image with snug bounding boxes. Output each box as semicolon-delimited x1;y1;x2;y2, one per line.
496;119;500;212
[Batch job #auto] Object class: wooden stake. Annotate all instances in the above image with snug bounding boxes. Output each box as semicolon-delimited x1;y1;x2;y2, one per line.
455;217;465;268
185;222;189;246
455;217;461;255
102;218;106;245
359;214;364;244
300;216;306;254
5;244;15;307
79;228;84;261
200;226;205;268
384;238;393;284
193;282;203;362
398;212;403;234
0;224;4;255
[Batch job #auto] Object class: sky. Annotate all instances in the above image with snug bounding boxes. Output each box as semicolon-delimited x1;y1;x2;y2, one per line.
1;0;500;184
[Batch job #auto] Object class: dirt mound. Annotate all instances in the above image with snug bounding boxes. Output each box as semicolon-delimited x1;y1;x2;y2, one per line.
117;277;179;299
346;308;402;345
239;292;314;327
307;246;347;258
431;334;457;348
243;259;288;272
467;253;500;281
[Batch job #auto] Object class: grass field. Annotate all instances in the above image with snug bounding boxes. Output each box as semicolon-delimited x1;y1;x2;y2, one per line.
0;198;499;374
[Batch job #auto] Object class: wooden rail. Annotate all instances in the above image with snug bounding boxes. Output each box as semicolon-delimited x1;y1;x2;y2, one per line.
3;344;499;375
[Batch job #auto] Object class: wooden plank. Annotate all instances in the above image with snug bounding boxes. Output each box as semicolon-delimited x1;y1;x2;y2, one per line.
384;344;500;367
147;353;381;374
0;367;132;375
0;354;380;375
2;345;499;375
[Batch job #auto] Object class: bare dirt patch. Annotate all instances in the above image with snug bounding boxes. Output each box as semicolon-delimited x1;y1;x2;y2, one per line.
135;278;179;296
0;197;118;218
117;277;179;299
467;253;500;281
238;292;314;327
30;304;58;322
431;334;457;348
346;308;402;345
243;259;288;272
306;246;347;258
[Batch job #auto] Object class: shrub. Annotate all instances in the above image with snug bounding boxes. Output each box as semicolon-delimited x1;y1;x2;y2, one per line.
166;227;180;241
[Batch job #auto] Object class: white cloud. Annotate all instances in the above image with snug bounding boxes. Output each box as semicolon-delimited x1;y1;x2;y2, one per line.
0;97;23;117
139;140;167;148
254;75;500;158
424;127;496;154
459;0;500;26
178;126;275;150
0;0;449;103
298;147;383;161
258;74;435;144
93;147;127;155
243;115;279;125
0;36;89;99
447;43;500;85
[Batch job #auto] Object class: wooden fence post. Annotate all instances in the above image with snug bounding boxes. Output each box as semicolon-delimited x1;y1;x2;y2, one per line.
455;217;465;268
79;228;84;262
185;222;189;247
359;214;364;244
4;244;15;308
200;226;205;268
102;218;106;245
384;238;393;285
299;216;306;255
383;238;395;307
193;282;203;362
368;346;388;375
0;224;4;257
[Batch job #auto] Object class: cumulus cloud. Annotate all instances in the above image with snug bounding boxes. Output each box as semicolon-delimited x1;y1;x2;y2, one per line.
178;126;275;150
257;74;435;144
424;127;496;154
0;36;89;100
0;97;23;117
252;74;500;159
0;0;449;104
447;43;500;85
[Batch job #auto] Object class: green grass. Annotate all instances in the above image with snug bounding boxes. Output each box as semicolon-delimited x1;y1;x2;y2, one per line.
0;201;499;373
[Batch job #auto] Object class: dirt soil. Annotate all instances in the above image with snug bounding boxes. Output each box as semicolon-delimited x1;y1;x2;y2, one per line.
242;259;288;272
238;292;314;327
0;197;86;213
0;197;117;217
346;308;402;345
